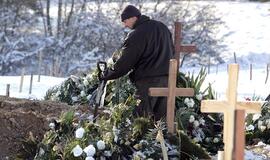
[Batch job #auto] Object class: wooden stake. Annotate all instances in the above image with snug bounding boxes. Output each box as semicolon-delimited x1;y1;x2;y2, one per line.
265;64;269;84
6;84;10;97
208;56;211;74
29;73;33;94
233;52;237;63
250;64;252;81
19;68;25;93
38;51;43;82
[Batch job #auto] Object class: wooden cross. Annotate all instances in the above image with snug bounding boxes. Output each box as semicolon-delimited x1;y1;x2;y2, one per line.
201;64;264;160
149;59;194;133
174;22;197;69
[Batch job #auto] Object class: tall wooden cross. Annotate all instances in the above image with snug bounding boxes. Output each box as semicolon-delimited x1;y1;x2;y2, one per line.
201;64;264;160
149;59;194;133
174;22;197;69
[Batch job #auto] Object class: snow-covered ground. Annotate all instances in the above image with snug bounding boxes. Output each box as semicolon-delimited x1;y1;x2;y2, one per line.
0;75;65;100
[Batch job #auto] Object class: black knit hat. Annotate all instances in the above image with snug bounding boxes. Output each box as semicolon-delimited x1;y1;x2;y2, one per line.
121;5;141;22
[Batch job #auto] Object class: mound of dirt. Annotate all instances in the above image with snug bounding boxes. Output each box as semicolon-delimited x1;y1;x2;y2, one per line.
0;96;71;159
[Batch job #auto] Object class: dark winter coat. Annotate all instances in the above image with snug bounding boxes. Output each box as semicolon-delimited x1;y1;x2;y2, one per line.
103;15;174;82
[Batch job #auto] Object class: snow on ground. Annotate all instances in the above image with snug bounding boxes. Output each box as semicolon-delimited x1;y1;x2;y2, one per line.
0;75;65;100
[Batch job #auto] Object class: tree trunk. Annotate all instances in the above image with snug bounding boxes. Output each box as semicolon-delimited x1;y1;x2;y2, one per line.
46;0;53;36
38;0;48;36
57;0;62;38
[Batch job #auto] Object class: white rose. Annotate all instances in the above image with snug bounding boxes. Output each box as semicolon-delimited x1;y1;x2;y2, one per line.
49;122;55;129
85;157;95;160
260;126;266;132
87;94;92;100
205;137;211;143
189;115;195;123
72;96;78;102
84;145;96;156
193;120;200;128
199;118;205;125
213;137;219;143
97;140;106;150
246;124;255;131
72;145;83;157
258;120;263;127
104;150;112;157
188;99;195;108
83;78;89;86
252;114;261;121
267;122;270;129
80;91;86;97
196;94;203;101
75;127;85;139
184;98;189;104
193;137;200;143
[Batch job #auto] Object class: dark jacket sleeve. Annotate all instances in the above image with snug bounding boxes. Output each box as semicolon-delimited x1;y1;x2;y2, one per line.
102;31;145;81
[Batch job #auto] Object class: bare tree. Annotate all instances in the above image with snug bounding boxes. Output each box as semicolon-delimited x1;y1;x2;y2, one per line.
57;0;62;38
46;0;53;36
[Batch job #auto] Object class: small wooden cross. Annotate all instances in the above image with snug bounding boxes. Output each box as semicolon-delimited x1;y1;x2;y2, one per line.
174;22;197;69
149;59;194;133
201;64;264;160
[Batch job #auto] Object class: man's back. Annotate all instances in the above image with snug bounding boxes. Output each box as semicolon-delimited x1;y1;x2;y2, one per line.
129;15;174;82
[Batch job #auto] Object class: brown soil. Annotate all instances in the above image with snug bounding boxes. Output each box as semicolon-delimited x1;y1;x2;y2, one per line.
0;96;71;159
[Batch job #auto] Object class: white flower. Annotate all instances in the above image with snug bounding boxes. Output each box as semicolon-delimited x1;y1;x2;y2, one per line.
199;118;205;125
75;127;85;139
193;120;200;128
252;114;261;121
87;115;94;122
184;98;189;104
246;124;255;131
78;84;84;90
84;145;96;157
38;148;45;155
80;91;86;97
196;94;203;101
72;96;78;102
83;78;89;86
213;137;219;143
97;140;106;150
184;98;195;108
86;74;93;80
189;115;195;123
112;126;120;142
85;157;95;160
134;151;146;159
258;120;263;127
205;137;211;143
72;145;83;157
87;94;92;100
267;121;270;129
49;122;55;129
260;125;266;132
104;150;112;157
193;137;200;143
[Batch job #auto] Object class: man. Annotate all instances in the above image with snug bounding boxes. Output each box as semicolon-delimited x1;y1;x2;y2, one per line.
100;5;174;120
